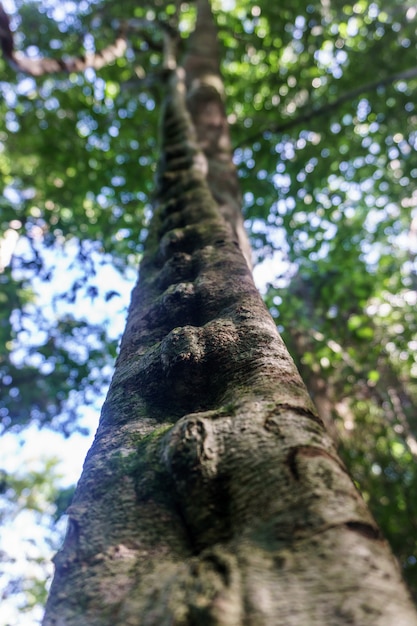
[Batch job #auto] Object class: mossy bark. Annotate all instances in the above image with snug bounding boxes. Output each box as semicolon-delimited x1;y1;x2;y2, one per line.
43;1;417;624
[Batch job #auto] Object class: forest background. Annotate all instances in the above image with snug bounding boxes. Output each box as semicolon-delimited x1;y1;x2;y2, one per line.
0;0;416;624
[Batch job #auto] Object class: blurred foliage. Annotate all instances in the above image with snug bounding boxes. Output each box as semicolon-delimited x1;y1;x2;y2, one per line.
0;0;416;612
0;457;74;625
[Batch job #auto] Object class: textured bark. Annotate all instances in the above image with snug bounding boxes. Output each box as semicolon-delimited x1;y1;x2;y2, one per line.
43;1;417;624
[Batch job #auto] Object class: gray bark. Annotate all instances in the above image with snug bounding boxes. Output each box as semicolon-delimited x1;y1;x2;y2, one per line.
43;1;417;624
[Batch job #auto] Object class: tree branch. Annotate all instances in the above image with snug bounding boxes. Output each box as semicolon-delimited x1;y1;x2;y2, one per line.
0;5;174;78
0;3;128;76
236;66;417;148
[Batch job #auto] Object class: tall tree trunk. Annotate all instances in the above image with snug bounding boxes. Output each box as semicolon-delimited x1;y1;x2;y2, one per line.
43;1;417;624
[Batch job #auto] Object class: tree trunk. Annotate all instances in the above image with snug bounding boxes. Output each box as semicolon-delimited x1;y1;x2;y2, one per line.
43;1;417;624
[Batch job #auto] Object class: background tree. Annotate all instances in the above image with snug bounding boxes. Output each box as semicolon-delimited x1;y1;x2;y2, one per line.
0;0;416;621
